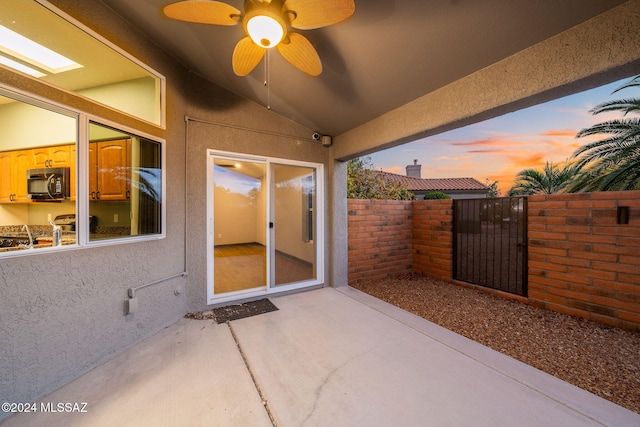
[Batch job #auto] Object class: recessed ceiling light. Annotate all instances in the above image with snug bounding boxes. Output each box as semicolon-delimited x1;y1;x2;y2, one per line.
0;54;45;77
0;24;82;74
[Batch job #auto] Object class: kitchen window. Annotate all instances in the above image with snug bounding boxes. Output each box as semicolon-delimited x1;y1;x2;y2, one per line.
88;121;162;241
0;87;165;257
0;90;78;254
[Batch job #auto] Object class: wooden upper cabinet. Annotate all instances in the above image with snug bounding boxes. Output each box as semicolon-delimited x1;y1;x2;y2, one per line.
9;150;32;202
33;145;73;168
89;139;131;201
0;150;33;202
0;149;34;203
0;151;13;203
0;144;76;203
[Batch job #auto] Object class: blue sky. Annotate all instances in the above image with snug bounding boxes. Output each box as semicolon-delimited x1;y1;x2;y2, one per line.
367;77;630;194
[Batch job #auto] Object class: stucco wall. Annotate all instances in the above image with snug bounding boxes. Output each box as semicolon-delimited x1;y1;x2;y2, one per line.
332;0;640;161
0;0;314;415
0;0;332;413
183;75;330;310
2;0;639;417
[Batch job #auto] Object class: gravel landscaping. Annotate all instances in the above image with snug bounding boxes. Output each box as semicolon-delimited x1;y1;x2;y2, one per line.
351;273;640;414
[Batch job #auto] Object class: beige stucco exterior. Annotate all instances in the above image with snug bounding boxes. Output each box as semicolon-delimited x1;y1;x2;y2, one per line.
0;0;639;413
332;1;640;160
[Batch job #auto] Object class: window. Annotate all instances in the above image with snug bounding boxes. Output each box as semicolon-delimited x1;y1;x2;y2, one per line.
88;122;162;241
0;87;165;258
0;90;78;254
0;0;165;126
0;2;165;257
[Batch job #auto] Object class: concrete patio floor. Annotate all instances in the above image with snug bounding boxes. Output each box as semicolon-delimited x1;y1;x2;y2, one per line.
2;287;639;426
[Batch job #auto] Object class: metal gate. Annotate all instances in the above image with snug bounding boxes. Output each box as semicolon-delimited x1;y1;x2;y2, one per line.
453;197;528;296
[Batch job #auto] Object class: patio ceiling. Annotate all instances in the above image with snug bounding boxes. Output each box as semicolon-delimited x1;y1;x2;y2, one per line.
97;0;627;137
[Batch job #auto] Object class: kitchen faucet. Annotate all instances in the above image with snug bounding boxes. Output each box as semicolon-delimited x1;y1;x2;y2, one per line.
21;224;34;249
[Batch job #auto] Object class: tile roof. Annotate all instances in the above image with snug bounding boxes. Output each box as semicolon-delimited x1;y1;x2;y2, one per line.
376;171;489;192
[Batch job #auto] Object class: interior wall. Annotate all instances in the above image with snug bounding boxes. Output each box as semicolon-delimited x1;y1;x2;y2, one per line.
213;183;259;246
0;100;75;150
274;166;314;263
256;175;267;246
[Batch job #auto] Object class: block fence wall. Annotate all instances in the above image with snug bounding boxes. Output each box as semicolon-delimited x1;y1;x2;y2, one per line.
347;192;640;330
347;200;413;283
347;199;452;283
527;191;640;330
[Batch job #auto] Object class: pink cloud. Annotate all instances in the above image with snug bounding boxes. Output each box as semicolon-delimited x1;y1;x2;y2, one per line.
451;137;523;147
541;129;578;138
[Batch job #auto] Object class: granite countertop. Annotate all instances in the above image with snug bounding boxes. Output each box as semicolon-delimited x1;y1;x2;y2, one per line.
0;225;76;252
0;225;132;253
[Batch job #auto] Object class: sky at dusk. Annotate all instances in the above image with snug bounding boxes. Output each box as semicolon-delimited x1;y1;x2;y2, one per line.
367;77;631;195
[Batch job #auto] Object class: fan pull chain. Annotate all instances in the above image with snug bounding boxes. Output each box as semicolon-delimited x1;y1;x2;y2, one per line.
264;49;271;110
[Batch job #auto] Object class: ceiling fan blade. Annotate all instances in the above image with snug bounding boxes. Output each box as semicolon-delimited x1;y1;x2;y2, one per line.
276;32;322;76
284;0;355;30
163;0;241;26
232;37;266;76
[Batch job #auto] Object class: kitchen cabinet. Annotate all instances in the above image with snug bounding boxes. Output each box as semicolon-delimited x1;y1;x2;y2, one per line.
0;152;12;202
0;150;32;202
89;139;131;201
33;144;76;200
32;145;73;168
0;144;76;203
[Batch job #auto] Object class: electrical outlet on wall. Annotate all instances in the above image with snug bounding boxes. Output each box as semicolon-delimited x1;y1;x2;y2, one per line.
218;233;222;238
47;214;52;221
114;214;119;223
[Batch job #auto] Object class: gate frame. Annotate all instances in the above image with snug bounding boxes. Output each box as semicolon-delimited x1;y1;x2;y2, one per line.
452;197;528;297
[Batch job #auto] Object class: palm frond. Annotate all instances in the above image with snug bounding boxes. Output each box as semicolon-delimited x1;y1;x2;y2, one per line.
576;118;640;138
590;98;640;116
611;75;640;94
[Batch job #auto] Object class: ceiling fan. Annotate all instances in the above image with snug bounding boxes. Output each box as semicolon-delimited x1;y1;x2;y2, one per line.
163;0;355;77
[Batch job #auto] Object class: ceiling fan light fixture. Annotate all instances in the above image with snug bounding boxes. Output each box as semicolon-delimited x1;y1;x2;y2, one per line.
246;15;284;48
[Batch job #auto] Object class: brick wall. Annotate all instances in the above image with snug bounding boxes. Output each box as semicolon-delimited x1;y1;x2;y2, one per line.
347;192;640;330
528;191;640;330
412;200;453;282
347;199;413;283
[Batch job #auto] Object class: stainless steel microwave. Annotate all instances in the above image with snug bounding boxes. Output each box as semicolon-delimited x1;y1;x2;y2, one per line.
27;167;70;201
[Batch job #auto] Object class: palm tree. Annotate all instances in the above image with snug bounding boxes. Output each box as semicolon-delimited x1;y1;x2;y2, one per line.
569;75;640;192
508;161;580;195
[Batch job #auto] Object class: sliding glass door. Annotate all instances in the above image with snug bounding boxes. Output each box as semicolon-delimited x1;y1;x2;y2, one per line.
207;152;323;303
272;164;317;286
211;158;267;295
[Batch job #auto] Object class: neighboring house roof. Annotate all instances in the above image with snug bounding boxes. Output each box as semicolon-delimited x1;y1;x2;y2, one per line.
376;171;488;192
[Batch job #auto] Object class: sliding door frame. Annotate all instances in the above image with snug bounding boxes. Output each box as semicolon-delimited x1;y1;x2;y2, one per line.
206;150;324;305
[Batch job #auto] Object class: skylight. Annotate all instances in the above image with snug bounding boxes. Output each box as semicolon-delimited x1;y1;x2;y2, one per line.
0;24;82;75
0;54;45;77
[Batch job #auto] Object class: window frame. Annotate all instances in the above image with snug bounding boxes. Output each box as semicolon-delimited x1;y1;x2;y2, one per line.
81;117;166;247
0;84;166;259
206;150;324;305
1;0;167;129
